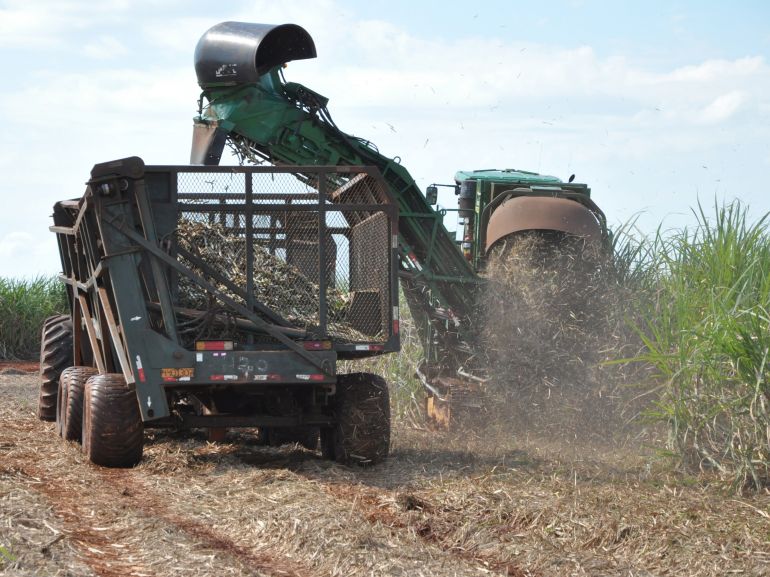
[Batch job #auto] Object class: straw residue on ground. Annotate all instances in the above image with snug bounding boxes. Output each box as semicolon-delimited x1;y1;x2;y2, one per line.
2;369;769;577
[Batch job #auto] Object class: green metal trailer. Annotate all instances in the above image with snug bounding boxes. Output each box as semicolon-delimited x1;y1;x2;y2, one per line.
39;157;399;467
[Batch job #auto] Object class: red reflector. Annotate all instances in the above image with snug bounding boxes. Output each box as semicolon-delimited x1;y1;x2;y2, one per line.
303;340;332;350
309;374;325;381
196;341;234;351
211;375;225;381
162;377;177;383
393;320;399;335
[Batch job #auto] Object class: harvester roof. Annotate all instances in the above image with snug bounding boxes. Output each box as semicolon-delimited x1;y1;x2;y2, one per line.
454;168;562;186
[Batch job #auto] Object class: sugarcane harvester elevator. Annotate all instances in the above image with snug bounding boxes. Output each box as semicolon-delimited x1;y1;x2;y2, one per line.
190;22;609;426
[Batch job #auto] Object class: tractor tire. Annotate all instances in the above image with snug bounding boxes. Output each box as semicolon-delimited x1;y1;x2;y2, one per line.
322;372;390;465
56;366;98;441
38;315;73;421
82;374;143;467
266;427;320;450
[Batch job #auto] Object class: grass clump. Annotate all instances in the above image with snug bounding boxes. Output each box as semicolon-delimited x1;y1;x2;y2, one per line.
0;276;67;360
631;201;770;490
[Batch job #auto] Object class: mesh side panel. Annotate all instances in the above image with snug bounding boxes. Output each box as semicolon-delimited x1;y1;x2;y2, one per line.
334;210;389;339
176;173;246;315
324;172;389;205
252;172;318;204
170;169;392;346
251;206;322;328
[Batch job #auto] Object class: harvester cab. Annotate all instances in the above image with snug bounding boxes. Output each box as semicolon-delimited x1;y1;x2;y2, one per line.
450;169;609;271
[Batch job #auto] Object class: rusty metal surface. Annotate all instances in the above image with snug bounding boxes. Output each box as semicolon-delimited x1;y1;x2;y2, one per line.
485;196;603;252
425;375;485;430
425;394;451;429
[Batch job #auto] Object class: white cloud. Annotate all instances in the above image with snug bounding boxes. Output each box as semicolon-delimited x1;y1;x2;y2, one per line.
287;22;769;129
0;3;81;48
0;0;176;48
141;16;222;55
663;57;764;83
0;232;34;259
0;232;59;279
82;35;128;60
1;66;194;129
697;91;746;124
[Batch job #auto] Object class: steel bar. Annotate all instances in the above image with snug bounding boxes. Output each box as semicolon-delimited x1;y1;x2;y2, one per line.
97;287;134;384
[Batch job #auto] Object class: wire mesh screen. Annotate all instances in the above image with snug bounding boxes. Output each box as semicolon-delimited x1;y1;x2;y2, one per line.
172;169;391;345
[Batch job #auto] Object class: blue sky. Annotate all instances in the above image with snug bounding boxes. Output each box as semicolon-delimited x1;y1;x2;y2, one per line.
356;1;770;64
1;0;769;277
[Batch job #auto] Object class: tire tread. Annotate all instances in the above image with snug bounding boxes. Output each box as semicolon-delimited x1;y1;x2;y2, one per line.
38;315;73;421
326;372;390;465
57;367;98;441
83;374;143;467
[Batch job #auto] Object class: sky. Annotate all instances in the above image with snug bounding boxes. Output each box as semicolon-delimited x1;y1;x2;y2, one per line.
1;0;769;278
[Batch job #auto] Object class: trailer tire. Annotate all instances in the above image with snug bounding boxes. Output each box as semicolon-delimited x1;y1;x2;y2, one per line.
323;372;390;465
266;427;320;450
82;374;143;467
38;315;73;421
56;366;98;441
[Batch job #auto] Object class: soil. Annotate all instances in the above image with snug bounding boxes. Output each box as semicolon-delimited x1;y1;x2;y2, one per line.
1;371;769;576
0;361;39;374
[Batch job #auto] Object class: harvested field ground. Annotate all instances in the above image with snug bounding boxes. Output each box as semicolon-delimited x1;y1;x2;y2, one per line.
1;364;769;576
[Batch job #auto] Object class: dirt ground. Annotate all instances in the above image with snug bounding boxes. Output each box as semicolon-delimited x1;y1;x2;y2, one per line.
1;365;769;577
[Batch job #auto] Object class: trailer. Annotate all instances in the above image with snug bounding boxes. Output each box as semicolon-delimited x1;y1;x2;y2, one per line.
39;157;399;467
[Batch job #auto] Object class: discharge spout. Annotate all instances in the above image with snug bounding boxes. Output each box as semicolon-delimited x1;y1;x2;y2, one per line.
194;21;316;88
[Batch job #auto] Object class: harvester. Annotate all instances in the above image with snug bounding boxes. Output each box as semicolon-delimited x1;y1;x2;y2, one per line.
189;22;609;426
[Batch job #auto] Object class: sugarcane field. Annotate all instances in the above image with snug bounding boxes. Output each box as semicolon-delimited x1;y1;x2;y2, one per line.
3;239;770;576
3;4;770;577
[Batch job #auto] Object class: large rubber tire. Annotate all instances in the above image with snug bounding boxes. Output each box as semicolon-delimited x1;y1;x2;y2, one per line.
322;372;390;465
38;315;73;421
266;427;320;450
82;374;144;468
56;367;98;441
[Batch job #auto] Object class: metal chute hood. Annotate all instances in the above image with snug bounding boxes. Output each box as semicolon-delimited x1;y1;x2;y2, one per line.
486;195;603;252
194;21;316;88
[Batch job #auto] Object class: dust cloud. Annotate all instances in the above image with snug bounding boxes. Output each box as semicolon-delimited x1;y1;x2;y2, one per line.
478;231;652;449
